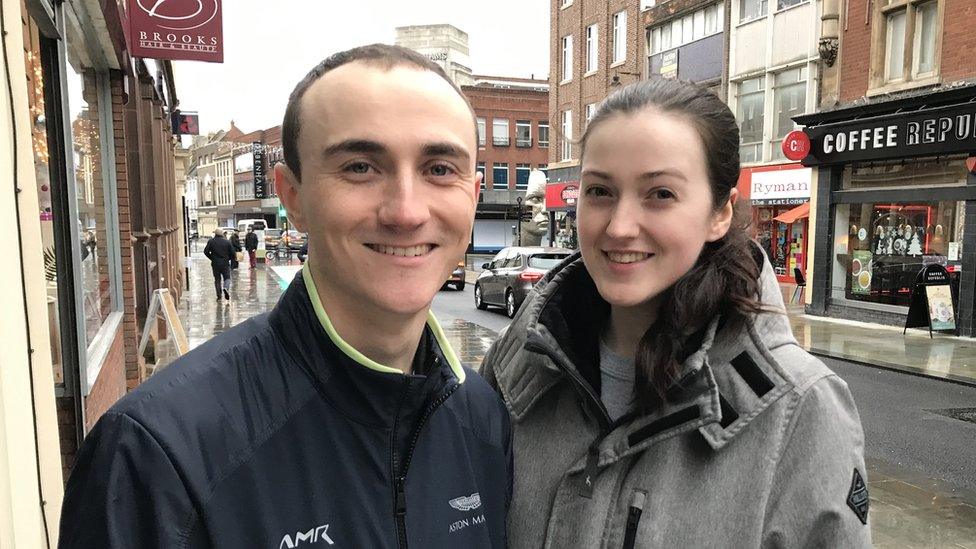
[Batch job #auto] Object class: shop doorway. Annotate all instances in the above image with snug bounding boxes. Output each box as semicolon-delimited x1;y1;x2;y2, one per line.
755;203;809;283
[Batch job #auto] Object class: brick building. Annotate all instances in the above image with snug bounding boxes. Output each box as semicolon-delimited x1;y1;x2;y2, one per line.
464;77;550;252
548;0;644;245
795;0;976;334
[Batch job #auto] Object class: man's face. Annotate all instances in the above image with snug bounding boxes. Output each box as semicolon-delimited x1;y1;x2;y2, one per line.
277;62;481;316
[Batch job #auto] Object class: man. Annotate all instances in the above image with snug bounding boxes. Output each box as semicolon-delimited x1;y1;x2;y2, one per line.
59;44;511;548
244;226;259;268
203;228;233;301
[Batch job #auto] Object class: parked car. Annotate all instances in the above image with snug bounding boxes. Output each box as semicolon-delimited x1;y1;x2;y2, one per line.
474;247;572;318
284;230;307;251
443;259;466;291
264;228;283;249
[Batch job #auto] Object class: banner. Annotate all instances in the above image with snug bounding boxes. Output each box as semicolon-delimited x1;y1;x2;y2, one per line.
128;0;224;63
253;142;267;199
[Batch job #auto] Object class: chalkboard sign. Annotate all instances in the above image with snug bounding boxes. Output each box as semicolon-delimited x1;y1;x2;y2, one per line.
904;264;957;338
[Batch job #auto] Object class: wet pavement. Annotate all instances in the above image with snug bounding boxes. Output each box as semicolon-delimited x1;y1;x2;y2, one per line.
162;253;976;546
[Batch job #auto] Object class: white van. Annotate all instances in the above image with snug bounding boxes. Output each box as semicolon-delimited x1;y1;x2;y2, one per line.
237;219;267;233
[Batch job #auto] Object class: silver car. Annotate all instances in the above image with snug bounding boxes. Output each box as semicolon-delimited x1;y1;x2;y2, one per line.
474;247;573;318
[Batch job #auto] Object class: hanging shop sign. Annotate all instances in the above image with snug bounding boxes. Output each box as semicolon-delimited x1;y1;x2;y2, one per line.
128;0;224;63
252;142;267;199
748;167;812;206
904;264;957;337
802;101;976;166
545;181;580;211
781;130;811;161
171;111;199;135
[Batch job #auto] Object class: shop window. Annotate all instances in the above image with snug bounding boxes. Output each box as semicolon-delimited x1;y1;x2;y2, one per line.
842;158;968;190
771;67;807;160
736;77;765;163
66;63;120;350
832;200;964;308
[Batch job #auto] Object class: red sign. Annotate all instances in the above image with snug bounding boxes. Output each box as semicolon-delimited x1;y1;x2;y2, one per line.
781;130;811;161
545;181;580;211
966;156;976;174
128;0;224;63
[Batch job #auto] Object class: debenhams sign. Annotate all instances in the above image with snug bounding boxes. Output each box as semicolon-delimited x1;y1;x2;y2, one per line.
802;101;976;166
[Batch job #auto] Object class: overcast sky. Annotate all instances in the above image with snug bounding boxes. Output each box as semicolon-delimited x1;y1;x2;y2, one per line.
172;0;550;136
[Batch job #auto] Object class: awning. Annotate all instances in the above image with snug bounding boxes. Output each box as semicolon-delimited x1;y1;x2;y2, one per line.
772;202;810;224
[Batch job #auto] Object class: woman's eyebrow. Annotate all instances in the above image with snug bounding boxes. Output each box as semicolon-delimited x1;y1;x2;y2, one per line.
639;169;687;182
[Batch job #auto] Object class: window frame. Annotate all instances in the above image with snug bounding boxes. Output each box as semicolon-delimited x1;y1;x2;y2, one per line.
586;24;599;74
515;164;532;190
492;118;510;147
477;117;486;147
560;110;573;162
739;0;768;24
869;0;944;95
561;35;574;83
735;76;766;164
515;120;532;148
492;162;510;190
538;121;550;148
612;10;628;65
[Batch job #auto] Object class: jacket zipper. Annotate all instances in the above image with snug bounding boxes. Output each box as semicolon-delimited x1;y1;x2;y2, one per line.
393;358;461;549
622;490;646;549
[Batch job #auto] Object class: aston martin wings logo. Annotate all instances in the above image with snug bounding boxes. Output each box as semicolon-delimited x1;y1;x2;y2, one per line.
448;493;482;512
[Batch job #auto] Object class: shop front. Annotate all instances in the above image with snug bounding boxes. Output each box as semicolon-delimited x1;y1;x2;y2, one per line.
795;84;976;336
739;165;812;282
545;180;579;250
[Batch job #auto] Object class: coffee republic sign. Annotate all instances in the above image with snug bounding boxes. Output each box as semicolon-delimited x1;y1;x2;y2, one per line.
800;101;976;166
128;0;224;63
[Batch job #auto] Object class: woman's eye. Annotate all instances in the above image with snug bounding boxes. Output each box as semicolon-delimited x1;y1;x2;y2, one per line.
652;189;676;200
584;186;610;197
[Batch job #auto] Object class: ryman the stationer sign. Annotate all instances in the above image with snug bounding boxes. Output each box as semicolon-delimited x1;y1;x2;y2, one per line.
128;0;224;63
802;102;976;165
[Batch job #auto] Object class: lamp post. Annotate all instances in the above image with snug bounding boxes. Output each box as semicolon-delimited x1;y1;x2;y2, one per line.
516;196;523;246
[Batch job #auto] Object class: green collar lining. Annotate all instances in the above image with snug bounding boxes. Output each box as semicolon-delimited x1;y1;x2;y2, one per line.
302;263;465;383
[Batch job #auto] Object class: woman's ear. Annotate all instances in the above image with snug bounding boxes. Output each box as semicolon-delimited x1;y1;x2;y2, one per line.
707;187;737;242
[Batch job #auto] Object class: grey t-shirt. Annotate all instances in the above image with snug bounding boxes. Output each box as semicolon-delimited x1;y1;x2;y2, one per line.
599;339;636;422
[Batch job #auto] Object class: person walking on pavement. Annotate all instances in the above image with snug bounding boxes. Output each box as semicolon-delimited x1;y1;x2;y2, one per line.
59;44;511;549
202;228;234;302
229;230;242;270
481;79;870;547
244;226;258;268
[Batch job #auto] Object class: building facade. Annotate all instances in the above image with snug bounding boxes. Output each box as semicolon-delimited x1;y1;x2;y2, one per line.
3;0;187;543
548;0;644;247
464;77;550;252
395;24;474;86
797;0;976;335
727;0;822;282
643;0;728;96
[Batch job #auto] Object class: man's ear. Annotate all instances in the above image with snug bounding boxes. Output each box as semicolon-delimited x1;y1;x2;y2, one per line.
275;163;305;232
473;170;483;202
707;187;737;242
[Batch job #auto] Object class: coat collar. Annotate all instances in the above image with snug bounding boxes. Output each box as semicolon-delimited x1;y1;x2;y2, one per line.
492;248;796;455
267;266;464;428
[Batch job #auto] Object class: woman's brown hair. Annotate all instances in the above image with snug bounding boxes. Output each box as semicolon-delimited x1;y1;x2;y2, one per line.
580;78;764;410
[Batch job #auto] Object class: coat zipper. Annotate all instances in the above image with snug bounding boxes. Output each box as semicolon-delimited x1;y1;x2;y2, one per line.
622;490;646;549
393;358;461;549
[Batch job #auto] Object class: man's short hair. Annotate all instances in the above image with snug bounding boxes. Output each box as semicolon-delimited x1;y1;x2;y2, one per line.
214;228;224;237
281;43;474;181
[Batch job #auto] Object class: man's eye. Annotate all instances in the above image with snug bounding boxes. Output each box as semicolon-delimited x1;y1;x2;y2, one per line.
584;186;610;197
429;164;455;177
346;162;371;174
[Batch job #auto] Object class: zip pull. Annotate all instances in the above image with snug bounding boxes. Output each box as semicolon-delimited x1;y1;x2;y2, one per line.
395;476;407;517
622;490;646;549
579;445;600;498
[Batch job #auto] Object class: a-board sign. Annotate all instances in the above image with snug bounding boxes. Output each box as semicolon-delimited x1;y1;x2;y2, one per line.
904;264;957;337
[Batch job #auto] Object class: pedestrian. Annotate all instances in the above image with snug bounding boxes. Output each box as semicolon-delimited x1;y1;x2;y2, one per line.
481;79;871;547
244;226;258;268
229;230;242;270
201;228;233;302
59;44;511;548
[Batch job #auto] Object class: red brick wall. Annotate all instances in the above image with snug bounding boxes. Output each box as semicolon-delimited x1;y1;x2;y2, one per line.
840;0;976;103
464;86;550;186
84;331;127;432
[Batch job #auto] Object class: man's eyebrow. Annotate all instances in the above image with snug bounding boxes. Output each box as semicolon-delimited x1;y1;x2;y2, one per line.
321;139;387;158
422;142;470;162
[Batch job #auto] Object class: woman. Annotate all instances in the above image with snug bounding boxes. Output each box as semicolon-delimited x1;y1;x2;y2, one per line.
229;230;243;270
481;79;870;547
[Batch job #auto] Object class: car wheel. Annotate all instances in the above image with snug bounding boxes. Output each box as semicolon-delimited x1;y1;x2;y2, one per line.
475;284;488;310
456;281;465;291
506;290;517;318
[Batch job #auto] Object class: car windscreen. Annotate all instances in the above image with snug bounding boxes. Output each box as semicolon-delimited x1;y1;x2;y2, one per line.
527;254;570;270
265;229;282;237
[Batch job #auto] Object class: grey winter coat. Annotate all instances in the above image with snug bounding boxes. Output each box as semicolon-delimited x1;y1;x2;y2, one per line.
481;252;871;548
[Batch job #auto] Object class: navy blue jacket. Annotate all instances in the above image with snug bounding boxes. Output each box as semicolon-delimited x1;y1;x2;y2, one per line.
59;269;513;548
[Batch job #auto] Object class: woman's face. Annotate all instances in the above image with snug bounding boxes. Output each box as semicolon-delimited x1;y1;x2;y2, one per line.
577;108;735;309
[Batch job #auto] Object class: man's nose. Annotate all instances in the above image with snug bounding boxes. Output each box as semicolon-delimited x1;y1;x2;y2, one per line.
377;171;431;231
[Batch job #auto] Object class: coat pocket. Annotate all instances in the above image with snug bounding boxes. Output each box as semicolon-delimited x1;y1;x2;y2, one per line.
622;489;646;549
